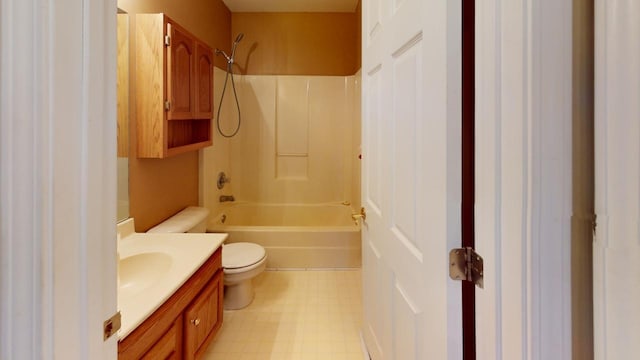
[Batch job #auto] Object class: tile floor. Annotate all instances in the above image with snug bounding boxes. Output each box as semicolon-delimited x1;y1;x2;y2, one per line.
203;270;366;360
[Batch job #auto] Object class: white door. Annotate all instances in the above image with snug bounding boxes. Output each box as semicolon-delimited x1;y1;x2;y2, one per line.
0;0;117;358
361;0;463;358
594;1;640;358
474;0;574;359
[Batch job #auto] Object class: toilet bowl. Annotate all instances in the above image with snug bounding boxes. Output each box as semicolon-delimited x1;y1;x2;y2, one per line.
147;206;267;310
222;242;267;309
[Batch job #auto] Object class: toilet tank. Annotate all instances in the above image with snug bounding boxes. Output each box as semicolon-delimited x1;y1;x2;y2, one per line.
147;206;210;233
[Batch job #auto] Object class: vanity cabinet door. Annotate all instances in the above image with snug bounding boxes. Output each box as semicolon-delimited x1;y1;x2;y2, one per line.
140;314;183;360
183;270;224;359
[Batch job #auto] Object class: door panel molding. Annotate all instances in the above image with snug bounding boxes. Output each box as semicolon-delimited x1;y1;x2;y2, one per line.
361;0;462;359
594;1;640;359
0;0;118;358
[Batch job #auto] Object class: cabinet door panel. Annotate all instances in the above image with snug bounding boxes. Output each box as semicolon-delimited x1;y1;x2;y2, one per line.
167;22;195;120
195;42;213;119
183;270;223;359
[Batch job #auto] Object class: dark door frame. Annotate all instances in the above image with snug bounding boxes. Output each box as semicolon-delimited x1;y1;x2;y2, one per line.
461;1;476;359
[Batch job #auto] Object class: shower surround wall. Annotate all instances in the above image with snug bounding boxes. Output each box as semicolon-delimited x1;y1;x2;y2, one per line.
202;67;361;212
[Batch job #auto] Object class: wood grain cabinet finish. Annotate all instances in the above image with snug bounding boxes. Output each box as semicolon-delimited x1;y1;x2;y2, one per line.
194;43;214;120
135;13;213;158
167;23;196;120
184;270;223;360
118;248;223;360
140;315;183;360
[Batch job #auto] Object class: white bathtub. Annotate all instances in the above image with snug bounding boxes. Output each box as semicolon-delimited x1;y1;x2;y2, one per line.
207;203;361;269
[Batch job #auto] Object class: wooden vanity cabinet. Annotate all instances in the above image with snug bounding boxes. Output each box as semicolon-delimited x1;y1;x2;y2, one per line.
118;248;223;360
184;270;223;359
140;315;183;360
135;14;213;158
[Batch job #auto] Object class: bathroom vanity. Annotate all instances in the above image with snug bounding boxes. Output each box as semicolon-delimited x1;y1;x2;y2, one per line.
116;225;227;360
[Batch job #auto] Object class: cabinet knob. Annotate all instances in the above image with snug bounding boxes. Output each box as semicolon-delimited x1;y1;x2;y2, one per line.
191;318;201;327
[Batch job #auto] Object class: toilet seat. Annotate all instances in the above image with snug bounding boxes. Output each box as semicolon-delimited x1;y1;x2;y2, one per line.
222;242;266;270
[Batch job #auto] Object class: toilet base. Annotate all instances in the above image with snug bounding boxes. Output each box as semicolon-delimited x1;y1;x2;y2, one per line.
224;280;254;309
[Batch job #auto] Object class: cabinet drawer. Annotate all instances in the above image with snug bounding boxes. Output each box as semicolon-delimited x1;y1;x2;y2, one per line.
141;315;182;360
183;270;224;359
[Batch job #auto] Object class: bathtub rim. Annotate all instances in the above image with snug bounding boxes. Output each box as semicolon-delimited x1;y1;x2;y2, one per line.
208;224;360;233
206;201;361;231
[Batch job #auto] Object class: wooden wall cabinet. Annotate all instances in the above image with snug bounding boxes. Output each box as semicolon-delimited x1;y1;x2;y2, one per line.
118;248;223;360
135;14;214;158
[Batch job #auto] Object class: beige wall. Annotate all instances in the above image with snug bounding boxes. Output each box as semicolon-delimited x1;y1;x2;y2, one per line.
231;12;360;75
118;0;231;231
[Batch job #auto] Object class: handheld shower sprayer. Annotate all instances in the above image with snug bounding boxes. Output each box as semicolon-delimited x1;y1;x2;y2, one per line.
229;33;244;64
214;33;245;138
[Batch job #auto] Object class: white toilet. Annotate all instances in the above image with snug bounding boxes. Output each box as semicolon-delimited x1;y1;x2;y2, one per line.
148;206;267;310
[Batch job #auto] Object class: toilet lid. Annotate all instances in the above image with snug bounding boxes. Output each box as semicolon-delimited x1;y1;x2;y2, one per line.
222;243;266;269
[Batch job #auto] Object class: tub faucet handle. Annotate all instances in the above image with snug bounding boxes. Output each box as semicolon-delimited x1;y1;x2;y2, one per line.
217;172;231;189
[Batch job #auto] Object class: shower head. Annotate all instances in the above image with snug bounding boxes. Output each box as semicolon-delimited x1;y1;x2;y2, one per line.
230;33;244;64
216;33;245;63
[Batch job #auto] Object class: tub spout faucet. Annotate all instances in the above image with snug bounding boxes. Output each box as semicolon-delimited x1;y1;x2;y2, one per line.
352;207;367;223
220;195;235;202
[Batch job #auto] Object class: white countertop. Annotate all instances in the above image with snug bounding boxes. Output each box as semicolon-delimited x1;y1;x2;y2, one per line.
117;231;227;340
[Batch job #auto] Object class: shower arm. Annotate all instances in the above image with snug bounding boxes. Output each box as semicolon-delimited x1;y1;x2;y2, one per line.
215;49;232;64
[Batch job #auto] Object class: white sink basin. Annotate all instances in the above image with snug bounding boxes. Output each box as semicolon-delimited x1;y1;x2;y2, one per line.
119;252;173;299
116;232;227;340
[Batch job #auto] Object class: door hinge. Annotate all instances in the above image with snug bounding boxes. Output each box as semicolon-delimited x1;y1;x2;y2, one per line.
449;247;484;289
164;35;171;47
164;100;171;111
103;311;121;341
592;214;598;235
